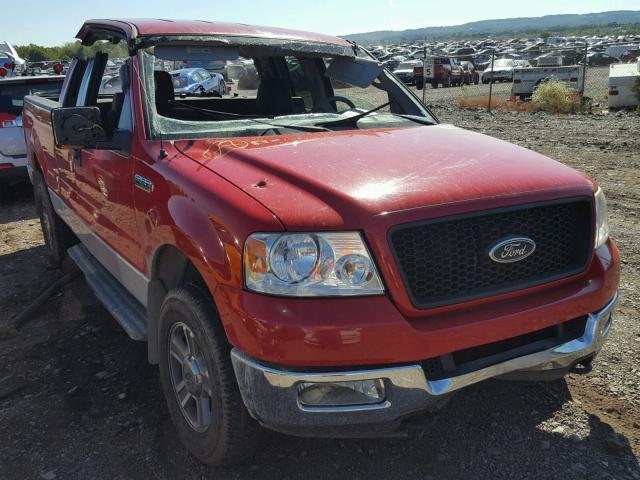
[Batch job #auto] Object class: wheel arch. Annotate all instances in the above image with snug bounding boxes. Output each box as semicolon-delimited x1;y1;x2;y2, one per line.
147;243;219;364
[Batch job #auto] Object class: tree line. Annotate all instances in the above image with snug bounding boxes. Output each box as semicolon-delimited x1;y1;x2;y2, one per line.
15;41;128;62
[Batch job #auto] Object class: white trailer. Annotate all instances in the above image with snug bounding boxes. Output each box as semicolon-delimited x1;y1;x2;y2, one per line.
511;65;584;99
608;60;640;109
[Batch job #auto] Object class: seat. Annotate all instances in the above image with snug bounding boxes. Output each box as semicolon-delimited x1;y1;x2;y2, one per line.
154;71;174;115
255;77;294;116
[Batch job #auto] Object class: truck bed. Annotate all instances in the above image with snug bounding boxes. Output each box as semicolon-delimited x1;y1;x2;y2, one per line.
511;66;583;98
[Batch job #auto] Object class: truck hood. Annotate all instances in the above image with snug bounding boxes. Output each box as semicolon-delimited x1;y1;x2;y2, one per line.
176;125;593;229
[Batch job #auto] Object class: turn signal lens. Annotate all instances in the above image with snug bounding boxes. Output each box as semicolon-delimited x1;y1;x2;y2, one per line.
594;187;609;249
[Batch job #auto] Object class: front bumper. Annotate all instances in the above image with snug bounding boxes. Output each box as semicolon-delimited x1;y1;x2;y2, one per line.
231;292;618;437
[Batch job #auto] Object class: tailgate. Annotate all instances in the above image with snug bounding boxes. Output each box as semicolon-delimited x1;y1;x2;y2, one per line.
0;115;26;159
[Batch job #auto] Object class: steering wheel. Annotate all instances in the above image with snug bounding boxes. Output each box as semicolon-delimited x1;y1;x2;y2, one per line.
314;96;357;113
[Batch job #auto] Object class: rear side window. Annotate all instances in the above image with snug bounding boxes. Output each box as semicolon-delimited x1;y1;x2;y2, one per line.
0;80;64;113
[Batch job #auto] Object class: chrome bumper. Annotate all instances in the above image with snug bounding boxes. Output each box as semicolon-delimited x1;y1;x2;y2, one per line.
231;293;618;436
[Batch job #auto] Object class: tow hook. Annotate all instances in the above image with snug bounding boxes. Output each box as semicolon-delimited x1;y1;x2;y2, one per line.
569;355;595;375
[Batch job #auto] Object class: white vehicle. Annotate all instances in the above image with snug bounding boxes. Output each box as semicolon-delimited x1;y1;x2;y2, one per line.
608;60;640;109
606;44;638;60
536;55;563;67
0;42;25;77
511;64;584;99
481;58;515;83
0;75;64;185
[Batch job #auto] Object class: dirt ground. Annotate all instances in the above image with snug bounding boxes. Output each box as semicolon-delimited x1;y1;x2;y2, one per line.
1;107;639;480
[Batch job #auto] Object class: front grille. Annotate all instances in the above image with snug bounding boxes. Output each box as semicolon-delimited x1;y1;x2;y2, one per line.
390;199;593;309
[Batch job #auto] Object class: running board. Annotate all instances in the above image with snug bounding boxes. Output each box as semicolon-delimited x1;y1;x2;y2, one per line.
68;244;147;341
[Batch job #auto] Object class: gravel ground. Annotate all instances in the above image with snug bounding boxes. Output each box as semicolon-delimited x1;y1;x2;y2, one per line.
0;107;639;480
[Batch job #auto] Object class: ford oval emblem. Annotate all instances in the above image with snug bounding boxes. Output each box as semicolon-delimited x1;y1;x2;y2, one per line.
488;237;536;263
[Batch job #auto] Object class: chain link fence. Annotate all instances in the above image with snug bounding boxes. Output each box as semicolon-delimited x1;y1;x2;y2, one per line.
407;41;640;112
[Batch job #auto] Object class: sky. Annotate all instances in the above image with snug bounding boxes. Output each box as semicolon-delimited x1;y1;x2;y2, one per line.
3;0;640;46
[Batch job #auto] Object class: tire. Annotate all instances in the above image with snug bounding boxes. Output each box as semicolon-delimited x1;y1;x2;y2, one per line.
416;79;423;90
474;75;479;85
431;82;438;89
464;76;470;85
158;284;262;465
218;80;226;97
482;77;489;85
33;169;77;265
444;75;452;88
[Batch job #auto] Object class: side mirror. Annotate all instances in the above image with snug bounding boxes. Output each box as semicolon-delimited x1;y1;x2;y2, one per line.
52;106;109;149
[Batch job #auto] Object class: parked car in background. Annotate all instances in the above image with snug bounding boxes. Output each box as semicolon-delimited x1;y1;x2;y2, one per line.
99;75;122;95
393;60;421;85
460;61;480;85
171;68;226;96
226;60;259;90
620;48;640;63
383;59;401;71
605;44;639;60
415;56;464;89
0;75;63;186
588;53;619;67
0;42;25;77
482;58;515;83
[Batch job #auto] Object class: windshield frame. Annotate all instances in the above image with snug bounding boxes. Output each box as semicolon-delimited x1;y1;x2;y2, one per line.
138;36;437;141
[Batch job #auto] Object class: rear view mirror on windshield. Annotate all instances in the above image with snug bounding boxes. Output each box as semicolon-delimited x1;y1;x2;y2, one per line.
325;57;384;88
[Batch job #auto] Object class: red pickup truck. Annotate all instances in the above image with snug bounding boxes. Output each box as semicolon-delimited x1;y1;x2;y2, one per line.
23;19;619;465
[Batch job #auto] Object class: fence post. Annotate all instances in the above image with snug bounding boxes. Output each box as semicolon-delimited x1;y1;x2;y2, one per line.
488;51;495;112
579;42;588;113
422;46;427;105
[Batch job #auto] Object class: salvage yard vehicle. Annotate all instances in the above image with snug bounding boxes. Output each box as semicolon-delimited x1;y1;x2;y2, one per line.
170;67;226;97
608;60;640;109
23;19;620;465
0;41;25;77
393;60;421;85
481;58;515;83
511;62;584;100
415;56;463;89
0;75;63;186
460;61;479;85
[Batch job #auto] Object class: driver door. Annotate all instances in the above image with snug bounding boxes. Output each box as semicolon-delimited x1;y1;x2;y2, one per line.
67;54;143;287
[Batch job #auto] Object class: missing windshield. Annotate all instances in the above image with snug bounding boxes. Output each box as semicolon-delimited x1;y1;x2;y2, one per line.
140;39;435;140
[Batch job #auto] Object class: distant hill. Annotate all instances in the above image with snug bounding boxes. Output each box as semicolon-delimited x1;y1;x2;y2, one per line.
343;10;640;44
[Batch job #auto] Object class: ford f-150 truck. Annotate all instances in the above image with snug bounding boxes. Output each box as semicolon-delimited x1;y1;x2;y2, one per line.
23;19;620;466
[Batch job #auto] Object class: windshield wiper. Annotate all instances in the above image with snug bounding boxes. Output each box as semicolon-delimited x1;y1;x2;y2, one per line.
169;100;331;133
315;101;392;128
389;113;436;126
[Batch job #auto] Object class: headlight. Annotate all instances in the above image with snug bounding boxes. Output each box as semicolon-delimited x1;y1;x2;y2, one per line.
594;187;609;249
244;232;384;296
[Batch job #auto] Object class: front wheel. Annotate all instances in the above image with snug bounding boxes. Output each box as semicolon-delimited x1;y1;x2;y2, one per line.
158;284;262;465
